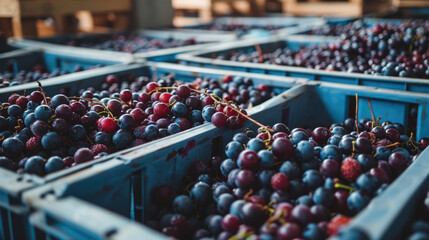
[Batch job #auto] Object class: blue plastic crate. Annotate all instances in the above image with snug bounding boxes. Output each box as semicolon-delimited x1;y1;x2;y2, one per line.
178;34;429;93
293;17;402;35
20;81;429;239
0;62;301;240
8;29;237;63
0;35;17;54
176;16;326;38
339;148;429;240
0;48;129;97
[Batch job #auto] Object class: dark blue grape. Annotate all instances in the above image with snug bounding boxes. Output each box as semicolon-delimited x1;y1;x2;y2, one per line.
45;156;64;174
246;138;266;152
94;131;111;145
320;145;341;161
202;106;216;122
217;193;234;215
2;137;24;158
71;124;86;141
356;173;379;194
220;159;236;177
112;129;133;149
173;195;193;217
190;181;211;206
8;105;23;118
258;150;274;168
171;102;187;117
24;156;45;175
347;190;370;214
41;132;61;150
118;114;135;130
225;141;244;159
258;170;274;188
312;187;334;208
302;170;323;191
303;223;325;240
145;125;159;140
296;195;314;207
279;161;300;179
232;133;249;145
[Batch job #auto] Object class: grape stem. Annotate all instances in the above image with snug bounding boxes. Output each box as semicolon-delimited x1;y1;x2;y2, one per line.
243;189;253;201
223;97;274;133
266;207;287;225
355;94;359;135
255;43;264;63
335;183;356;194
86;134;94;145
406;132;420;150
367;99;375;123
385;142;400;148
69;97;116;119
36;80;49;106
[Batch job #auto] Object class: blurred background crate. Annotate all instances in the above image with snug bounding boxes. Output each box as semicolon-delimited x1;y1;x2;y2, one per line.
393;0;429;8
0;0;132;38
280;0;395;17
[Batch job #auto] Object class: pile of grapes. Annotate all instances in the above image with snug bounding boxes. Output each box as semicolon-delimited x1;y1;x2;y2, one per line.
215;19;429;78
65;34;198;53
188;23;289;36
0;73;276;176
147;117;428;239
0;64;94;88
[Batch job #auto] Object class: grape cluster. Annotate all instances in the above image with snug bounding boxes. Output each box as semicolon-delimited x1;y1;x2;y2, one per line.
190;23;289;35
148;118;428;239
65;34;197;53
0;73;275;176
308;20;368;36
217;19;429;79
0;64;92;88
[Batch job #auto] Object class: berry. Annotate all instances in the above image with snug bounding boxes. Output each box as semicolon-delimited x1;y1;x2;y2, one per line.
388;152;408;172
237;150;259;170
24;156;45;175
154;103;170;118
97;117;117;134
74;148;93;163
176;85;191;98
211;112;227;127
113;129;133;149
91;144;108;156
118;114;135;130
45;156;65;174
120;90;132;102
271;138;294;160
341;157;362;182
41;132;61;150
222;214;240;233
271;173;289;191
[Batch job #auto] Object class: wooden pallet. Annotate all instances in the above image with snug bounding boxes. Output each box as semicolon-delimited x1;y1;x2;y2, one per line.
280;0;394;17
0;0;132;38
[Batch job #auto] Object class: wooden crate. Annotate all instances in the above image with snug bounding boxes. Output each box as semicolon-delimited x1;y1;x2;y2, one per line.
0;0;132;38
393;0;429;7
172;0;267;20
280;0;394;17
